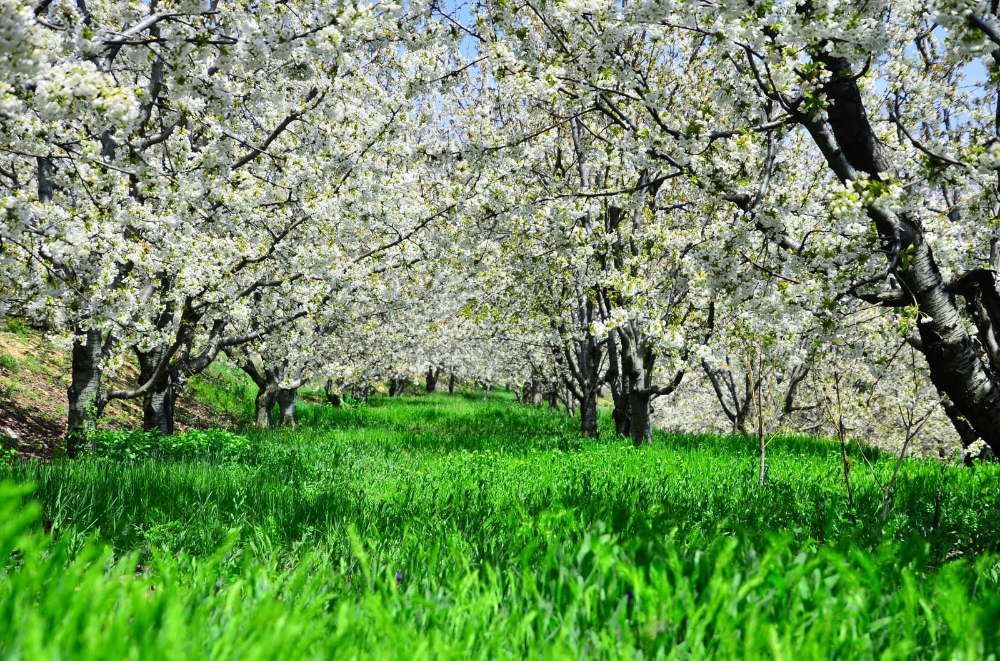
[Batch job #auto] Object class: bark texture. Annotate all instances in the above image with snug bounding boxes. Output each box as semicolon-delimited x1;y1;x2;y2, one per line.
605;332;631;437
66;329;106;457
137;346;178;435
278;388;298;427
255;378;279;429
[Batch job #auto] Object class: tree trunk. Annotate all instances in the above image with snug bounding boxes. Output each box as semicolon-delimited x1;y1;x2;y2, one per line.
426;367;441;393
137;347;177;436
255;378;280;429
581;386;598;437
618;327;650;445
580;335;602;438
565;391;575;417
807;54;1000;453
278;388;297;427
545;390;558;408
143;375;177;436
66;329;106;457
605;332;631;437
448;373;455;394
389;378;400;397
703;360;752;436
324;379;342;407
629;391;653;446
231;354;282;429
612;401;631;437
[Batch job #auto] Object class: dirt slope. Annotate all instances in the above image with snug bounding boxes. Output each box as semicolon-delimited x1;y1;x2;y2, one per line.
0;328;235;459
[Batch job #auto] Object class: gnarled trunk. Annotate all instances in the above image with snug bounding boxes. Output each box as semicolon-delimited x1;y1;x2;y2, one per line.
66;328;106;457
619;326;652;446
616;323;684;446
232;353;282;429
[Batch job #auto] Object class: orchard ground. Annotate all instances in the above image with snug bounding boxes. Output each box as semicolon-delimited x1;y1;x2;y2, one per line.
0;325;240;459
2;365;1000;659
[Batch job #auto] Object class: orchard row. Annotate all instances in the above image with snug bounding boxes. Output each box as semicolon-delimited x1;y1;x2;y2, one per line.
2;0;999;459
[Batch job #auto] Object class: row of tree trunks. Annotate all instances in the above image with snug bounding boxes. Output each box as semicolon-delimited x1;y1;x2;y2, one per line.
65;301;266;444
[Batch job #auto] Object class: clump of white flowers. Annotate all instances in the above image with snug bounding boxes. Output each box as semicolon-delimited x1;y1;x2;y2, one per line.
0;0;49;76
35;61;138;126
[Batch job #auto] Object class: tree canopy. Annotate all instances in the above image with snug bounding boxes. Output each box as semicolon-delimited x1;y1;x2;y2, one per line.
4;0;1000;458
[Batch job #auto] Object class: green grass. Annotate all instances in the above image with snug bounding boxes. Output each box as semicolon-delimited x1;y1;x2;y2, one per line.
0;353;17;372
2;369;1000;659
1;317;32;337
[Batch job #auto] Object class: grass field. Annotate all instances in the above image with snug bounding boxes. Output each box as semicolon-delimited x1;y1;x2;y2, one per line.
2;369;1000;659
